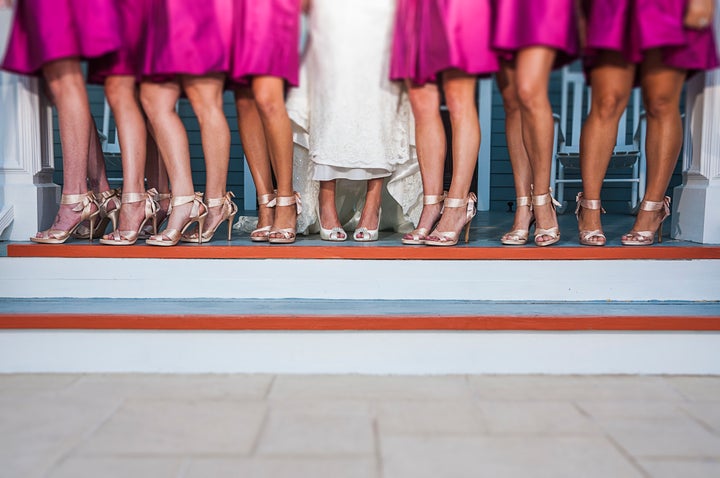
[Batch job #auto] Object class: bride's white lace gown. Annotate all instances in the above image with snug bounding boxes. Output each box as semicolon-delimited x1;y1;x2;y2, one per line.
288;0;422;235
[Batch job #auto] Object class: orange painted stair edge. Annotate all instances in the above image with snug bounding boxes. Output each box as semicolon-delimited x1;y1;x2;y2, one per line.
1;314;719;330
7;244;720;260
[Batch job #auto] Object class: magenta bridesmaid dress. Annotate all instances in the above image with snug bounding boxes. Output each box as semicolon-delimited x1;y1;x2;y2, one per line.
391;0;498;84
142;0;232;80
585;0;719;73
492;0;579;67
230;0;301;86
88;0;150;83
2;0;121;76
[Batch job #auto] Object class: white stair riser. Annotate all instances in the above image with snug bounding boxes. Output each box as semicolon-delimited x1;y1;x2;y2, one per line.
2;330;719;374
1;257;719;301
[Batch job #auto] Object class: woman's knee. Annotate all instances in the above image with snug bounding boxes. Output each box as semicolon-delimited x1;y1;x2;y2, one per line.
643;92;680;119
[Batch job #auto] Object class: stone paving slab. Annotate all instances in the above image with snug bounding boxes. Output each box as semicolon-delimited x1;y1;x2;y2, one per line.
0;374;718;478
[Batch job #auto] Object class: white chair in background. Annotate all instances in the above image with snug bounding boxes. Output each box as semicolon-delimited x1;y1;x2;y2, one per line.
551;66;646;213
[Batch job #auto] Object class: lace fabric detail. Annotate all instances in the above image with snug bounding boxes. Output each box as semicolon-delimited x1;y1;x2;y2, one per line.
285;0;422;235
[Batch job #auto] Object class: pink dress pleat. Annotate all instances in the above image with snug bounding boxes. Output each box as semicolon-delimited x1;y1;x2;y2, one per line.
88;0;150;83
492;0;579;68
142;0;232;80
2;0;121;76
585;0;719;73
230;0;301;86
391;0;498;84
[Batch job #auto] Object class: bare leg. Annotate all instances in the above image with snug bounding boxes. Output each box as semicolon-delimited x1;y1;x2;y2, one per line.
87;118;111;195
252;76;296;239
183;74;231;233
37;58;96;237
428;70;479;239
104;75;148;236
514;47;558;244
144;131;171;223
235;87;276;237
625;49;686;237
140;80;197;239
578;52;635;243
497;60;534;240
318;180;345;238
355;177;384;238
404;82;446;240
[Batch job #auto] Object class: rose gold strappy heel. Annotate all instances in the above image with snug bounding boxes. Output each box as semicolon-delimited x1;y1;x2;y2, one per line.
250;192;277;242
501;196;535;245
31;192;100;244
532;190;562;247
575;192;606;246
181;191;238;243
139;190;171;239
268;192;302;244
401;192;446;245
621;196;671;246
73;188;120;239
99;189;159;246
424;193;477;247
145;192;207;247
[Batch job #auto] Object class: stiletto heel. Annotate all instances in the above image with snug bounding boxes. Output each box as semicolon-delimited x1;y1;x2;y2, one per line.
621;196;671;246
139;190;171;239
146;192;207;247
250;191;277;242
181;191;238;243
353;207;382;242
575;192;606;246
402;192;446;245
72;188;120;239
532;190;562;247
30;192;100;244
99;189;159;246
268;192;302;244
501;196;535;245
424;193;477;246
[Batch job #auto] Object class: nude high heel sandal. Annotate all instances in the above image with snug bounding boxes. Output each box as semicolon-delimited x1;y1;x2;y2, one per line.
145;192;207;246
500;196;535;245
181;191;238;243
268;192;302;244
424;193;477;247
532;190;562;247
575;192;606;246
139;190;171;239
250;192;276;242
73;188;120;239
31;192;100;244
401;192;446;245
621;196;671;246
99;189;159;246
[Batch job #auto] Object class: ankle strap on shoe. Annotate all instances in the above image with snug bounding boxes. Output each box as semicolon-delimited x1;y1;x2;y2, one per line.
276;192;302;214
532;190;561;208
206;191;235;208
169;192;204;217
516;196;531;208
423;192;447;205
153;191;171;201
575;192;605;215
122;190;151;204
61;191;95;205
640;196;671;212
96;188;120;212
257;192;277;208
444;192;477;208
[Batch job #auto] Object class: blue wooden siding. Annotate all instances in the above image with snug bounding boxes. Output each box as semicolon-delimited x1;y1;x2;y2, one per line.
53;77;682;213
